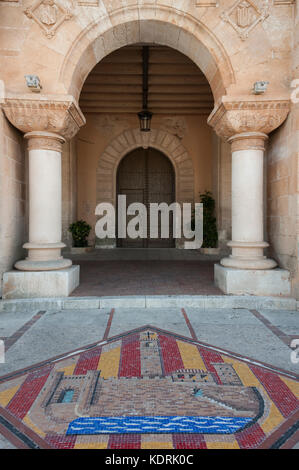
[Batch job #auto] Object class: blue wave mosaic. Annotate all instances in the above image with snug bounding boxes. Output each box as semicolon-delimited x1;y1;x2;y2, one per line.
67;416;253;435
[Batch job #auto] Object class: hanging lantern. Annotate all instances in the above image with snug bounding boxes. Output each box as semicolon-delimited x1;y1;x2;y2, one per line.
138;46;153;132
138;109;153;132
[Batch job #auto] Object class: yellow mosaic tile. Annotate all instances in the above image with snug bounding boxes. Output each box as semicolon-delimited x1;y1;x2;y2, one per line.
177;341;206;370
97;346;121;378
0;385;21;407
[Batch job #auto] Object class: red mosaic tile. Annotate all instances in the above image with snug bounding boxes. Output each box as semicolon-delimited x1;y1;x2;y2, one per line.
236;422;266;449
6;365;53;419
159;335;184;375
45;434;77;449
73;347;101;375
108;434;141;449
173;433;207;449
250;366;298;418
197;347;224;384
119;334;141;377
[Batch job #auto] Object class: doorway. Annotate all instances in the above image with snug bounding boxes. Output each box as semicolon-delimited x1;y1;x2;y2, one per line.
117;147;175;248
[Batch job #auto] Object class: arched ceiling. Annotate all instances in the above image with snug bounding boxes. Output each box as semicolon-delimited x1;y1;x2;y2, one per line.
79;45;214;116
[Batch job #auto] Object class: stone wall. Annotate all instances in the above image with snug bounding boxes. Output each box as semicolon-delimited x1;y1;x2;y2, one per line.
62;139;77;248
213;135;232;252
267;118;297;280
0;109;26;295
267;3;299;299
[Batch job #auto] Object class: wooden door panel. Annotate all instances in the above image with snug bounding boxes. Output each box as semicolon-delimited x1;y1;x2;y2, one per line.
117;147;175;248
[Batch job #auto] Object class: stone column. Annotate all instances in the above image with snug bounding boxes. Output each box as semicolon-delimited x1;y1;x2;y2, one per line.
208;97;292;296
220;131;277;270
1;95;86;298
15;131;71;271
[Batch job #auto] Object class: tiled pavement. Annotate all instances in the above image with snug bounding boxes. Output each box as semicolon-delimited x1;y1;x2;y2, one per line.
67;251;222;297
0;305;298;449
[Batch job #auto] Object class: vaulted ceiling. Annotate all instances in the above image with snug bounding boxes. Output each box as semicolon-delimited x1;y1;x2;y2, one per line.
79;45;214;116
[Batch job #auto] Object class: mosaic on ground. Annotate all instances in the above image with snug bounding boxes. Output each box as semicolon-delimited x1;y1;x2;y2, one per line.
0;327;298;449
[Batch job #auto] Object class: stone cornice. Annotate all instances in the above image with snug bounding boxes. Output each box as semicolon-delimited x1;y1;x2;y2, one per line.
1;94;86;140
208;97;290;140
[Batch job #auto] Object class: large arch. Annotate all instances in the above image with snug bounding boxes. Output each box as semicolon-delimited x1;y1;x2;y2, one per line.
60;5;235;104
96;128;194;210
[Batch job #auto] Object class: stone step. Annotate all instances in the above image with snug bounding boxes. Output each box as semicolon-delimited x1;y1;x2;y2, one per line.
0;295;297;313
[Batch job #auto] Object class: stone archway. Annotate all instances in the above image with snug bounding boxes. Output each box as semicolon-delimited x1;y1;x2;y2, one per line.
60;5;235;104
96;128;194;211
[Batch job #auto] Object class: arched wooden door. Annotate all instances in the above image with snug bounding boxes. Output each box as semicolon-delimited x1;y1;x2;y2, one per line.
117;147;175;248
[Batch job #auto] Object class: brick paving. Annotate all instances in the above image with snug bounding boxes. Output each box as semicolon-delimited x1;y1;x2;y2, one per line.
0;323;298;449
71;260;222;297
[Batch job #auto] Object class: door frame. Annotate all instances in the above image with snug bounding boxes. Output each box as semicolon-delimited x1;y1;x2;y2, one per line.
96;128;195;249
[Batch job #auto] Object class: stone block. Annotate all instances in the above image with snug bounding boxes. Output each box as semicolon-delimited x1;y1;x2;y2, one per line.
99;296;146;308
146;296;206;308
214;264;291;297
63;298;100;310
2;266;80;299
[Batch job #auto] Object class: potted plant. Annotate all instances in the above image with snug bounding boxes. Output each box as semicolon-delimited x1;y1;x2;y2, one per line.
192;191;219;254
68;220;92;254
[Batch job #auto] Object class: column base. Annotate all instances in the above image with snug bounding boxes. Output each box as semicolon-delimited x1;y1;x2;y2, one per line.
15;242;72;271
2;266;80;299
214;264;291;297
15;258;72;272
221;241;277;270
220;256;277;270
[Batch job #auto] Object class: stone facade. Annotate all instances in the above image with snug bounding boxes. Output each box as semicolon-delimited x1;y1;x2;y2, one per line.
0;0;297;298
0;107;26;296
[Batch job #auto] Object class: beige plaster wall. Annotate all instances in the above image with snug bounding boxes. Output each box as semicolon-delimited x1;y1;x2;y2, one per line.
0;109;26;294
76;114;215;246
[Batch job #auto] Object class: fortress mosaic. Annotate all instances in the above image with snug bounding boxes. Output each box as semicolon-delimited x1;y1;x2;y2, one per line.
0;327;298;449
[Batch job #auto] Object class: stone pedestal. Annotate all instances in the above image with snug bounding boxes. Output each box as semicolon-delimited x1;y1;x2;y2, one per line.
214;264;291;297
2;266;80;299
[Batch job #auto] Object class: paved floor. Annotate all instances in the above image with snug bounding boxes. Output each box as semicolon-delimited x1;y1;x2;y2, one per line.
71;260;222;297
0;305;298;449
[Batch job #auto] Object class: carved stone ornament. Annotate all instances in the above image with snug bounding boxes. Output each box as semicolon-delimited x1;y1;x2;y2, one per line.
220;0;270;40
24;0;72;38
207;97;290;140
95;115;130;137
160;117;187;140
25;131;66;152
2;95;86;141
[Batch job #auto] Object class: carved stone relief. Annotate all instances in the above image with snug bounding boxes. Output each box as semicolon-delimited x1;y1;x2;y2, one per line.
24;0;72;38
94;115;131;137
220;0;270;40
208;98;290;140
2;97;86;140
160;117;187;140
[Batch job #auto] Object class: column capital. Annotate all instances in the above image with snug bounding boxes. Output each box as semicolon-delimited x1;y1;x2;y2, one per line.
1;94;86;141
208;96;290;140
228;132;268;152
25;131;66;152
